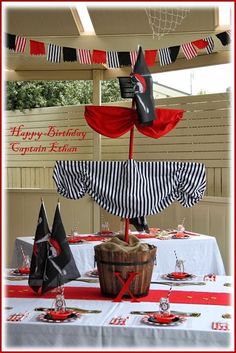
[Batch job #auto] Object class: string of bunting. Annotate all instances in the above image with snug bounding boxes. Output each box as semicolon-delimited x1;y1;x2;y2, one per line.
5;30;231;67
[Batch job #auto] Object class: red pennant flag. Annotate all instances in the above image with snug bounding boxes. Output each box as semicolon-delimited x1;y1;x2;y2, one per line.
92;50;106;64
144;49;157;66
192;39;208;49
30;40;46;55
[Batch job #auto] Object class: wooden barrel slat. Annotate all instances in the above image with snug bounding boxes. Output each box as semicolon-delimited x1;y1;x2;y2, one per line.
95;244;157;298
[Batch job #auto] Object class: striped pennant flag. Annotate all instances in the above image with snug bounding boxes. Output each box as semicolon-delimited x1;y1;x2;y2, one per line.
181;43;197;60
47;44;61;63
158;48;172;66
204;37;214;54
15;35;27;53
130;50;138;67
106;51;119;68
77;49;92;64
216;31;231;46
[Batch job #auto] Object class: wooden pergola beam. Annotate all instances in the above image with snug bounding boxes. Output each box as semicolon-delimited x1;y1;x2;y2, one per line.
5;51;230;81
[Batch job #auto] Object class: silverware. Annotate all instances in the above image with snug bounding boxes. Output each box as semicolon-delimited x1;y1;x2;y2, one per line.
34;307;102;314
151;281;206;286
130;310;201;317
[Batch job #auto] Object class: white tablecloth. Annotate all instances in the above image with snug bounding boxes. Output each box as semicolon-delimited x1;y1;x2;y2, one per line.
12;234;226;277
4;276;233;350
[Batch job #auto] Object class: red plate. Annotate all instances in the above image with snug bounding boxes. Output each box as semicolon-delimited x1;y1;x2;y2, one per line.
47;310;74;320
169;272;190;279
152;314;177;324
18;267;30;274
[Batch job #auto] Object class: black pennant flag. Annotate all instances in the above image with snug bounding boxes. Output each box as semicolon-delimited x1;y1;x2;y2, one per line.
28;201;50;293
216;31;231;46
118;51;131;67
41;203;80;294
62;47;77;62
6;33;16;50
169;46;180;63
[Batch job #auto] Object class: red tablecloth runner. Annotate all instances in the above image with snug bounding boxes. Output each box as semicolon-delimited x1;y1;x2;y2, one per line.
6;285;231;306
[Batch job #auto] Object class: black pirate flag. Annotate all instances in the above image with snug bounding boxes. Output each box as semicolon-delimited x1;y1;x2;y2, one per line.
28;201;50;293
41;203;80;294
131;47;156;126
118;47;156;126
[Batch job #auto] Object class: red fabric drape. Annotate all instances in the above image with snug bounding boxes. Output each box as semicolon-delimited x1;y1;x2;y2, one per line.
84;106;184;139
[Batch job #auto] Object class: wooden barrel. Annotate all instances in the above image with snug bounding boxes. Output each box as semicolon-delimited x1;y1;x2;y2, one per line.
94;244;157;298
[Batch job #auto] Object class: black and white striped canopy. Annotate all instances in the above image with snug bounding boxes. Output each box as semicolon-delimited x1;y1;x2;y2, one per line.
53;160;206;218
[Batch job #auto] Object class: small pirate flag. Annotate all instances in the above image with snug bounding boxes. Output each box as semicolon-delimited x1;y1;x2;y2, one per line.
28;201;50;293
28;200;80;294
41;202;80;294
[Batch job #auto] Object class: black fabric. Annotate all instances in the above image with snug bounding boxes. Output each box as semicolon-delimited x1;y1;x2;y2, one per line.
130;217;149;233
169;46;180;63
42;204;80;294
131;47;156;126
118;51;132;67
6;33;16;50
28;202;50;293
62;47;77;62
216;32;231;46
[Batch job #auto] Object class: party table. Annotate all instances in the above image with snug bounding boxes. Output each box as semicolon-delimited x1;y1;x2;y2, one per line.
12;233;226;277
4;275;232;350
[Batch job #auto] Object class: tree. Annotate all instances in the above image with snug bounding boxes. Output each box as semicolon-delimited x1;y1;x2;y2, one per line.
6;79;123;111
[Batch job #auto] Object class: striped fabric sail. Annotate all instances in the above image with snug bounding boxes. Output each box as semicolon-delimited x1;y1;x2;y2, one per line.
77;49;92;64
130;51;138;67
47;44;61;63
204;37;214;54
53;160;206;219
158;48;172;66
15;36;27;53
106;51;119;68
181;43;197;60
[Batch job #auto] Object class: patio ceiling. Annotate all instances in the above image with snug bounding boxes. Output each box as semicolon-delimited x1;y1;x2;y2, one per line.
5;5;231;80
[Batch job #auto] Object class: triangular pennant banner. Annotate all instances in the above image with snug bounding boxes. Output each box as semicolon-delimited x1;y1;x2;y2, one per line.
158;48;172;66
30;40;46;55
144;49;157;66
204;37;214;54
47;44;61;63
118;51;131;67
63;47;77;62
15;35;27;53
107;51;119;68
6;33;16;50
169;46;180;63
92;49;106;64
130;50;138;67
216;31;231;46
181;43;197;60
192;39;208;49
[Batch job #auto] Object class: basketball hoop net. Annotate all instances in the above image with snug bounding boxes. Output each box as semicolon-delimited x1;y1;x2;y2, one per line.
145;8;190;39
